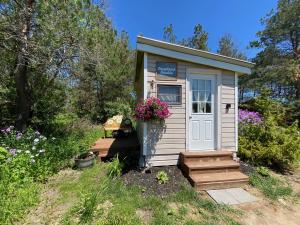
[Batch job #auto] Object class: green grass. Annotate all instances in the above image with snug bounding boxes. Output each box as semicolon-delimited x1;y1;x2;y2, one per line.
59;163;242;225
249;172;293;200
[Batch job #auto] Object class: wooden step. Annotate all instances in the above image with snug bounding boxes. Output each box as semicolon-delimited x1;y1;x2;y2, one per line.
180;151;233;163
190;171;249;190
183;160;240;174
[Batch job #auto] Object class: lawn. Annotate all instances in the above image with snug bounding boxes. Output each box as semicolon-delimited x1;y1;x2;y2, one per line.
22;163;242;225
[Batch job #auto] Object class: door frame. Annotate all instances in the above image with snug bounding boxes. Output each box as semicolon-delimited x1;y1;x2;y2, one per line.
186;68;222;151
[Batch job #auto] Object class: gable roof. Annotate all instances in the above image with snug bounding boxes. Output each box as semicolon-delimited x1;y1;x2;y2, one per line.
136;36;254;75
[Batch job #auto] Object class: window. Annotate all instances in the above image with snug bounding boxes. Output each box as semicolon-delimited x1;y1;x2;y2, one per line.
191;79;212;113
157;85;181;105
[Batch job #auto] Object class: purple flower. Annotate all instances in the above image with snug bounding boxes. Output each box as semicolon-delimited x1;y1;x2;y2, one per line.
9;148;16;156
16;132;23;140
238;109;263;125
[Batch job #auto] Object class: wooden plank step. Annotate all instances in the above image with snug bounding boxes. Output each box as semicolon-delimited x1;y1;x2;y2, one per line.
190;171;248;184
180;151;233;158
195;180;249;190
184;160;240;170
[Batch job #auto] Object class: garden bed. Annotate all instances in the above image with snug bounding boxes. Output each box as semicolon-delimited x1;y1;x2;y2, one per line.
122;166;189;197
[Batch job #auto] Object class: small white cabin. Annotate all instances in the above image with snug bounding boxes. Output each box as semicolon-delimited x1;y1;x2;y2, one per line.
135;36;254;167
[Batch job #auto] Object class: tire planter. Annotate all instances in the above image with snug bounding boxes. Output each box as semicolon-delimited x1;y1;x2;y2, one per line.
74;153;95;169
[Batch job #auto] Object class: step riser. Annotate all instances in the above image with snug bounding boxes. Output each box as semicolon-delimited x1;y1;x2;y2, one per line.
189;167;240;175
195;180;249;190
184;156;233;163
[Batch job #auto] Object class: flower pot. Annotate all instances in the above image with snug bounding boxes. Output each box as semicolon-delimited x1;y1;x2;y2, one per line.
74;152;95;169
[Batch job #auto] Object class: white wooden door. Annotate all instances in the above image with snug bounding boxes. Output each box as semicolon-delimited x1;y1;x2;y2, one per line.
188;75;215;150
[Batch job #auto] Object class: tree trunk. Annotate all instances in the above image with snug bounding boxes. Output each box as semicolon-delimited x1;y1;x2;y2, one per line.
14;0;34;131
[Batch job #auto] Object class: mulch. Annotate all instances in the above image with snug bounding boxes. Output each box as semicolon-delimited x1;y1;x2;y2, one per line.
122;166;190;197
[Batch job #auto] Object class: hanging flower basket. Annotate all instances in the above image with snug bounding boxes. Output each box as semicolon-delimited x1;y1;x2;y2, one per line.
134;97;171;122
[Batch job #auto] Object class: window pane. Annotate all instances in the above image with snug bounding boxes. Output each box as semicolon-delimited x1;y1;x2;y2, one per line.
192;102;198;113
199;102;205;113
198;80;205;90
192;91;199;101
206;102;211;113
205;80;211;91
192;80;198;90
199;91;205;101
206;92;211;101
157;85;181;104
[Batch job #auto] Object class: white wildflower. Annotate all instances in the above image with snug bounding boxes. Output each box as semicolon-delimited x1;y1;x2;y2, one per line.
33;138;39;144
32;146;36;150
25;150;30;154
39;149;45;153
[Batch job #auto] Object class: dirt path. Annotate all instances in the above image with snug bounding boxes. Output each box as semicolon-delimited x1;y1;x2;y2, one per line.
236;170;300;225
21;169;81;225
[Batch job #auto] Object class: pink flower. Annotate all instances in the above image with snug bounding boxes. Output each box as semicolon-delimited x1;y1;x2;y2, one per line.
134;97;171;121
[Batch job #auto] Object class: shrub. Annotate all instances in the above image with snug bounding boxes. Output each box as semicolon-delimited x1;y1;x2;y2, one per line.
156;171;169;184
107;155;124;178
238;115;300;171
134;97;171;121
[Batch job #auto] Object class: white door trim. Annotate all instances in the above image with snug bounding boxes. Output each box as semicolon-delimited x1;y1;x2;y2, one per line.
186;68;221;151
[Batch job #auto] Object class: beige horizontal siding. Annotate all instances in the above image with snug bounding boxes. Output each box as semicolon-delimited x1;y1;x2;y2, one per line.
144;54;238;166
146;54;187;163
221;71;236;150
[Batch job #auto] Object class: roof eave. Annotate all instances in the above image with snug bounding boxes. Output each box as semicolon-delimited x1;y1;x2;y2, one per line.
137;36;254;75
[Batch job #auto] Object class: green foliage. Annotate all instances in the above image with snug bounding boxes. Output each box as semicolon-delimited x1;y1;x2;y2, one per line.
78;192;100;224
239;91;300;171
217;33;247;60
249;173;293;200
238;116;300;171
60;164;240;225
107;155;124;178
0;125;102;224
102;100;133;122
256;166;270;177
162;23;209;50
0;1;134;129
156;171;169;184
246;0;300;100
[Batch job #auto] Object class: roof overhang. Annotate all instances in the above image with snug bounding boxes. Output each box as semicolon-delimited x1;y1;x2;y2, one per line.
136;36;254;75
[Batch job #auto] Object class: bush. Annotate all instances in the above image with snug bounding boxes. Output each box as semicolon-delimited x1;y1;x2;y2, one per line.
238;114;300;171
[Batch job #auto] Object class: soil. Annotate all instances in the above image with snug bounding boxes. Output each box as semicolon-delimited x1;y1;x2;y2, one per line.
122;166;189;197
233;168;300;225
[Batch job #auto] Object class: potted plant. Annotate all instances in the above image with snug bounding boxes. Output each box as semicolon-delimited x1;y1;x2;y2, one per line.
134;97;171;122
74;151;95;169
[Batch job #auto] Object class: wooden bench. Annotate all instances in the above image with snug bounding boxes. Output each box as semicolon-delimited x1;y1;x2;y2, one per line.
103;115;132;138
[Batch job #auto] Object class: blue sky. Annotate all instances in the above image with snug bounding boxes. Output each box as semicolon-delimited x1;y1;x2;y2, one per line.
106;0;278;59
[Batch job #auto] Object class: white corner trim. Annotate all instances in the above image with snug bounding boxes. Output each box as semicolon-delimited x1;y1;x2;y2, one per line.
235;73;238;152
143;53;148;156
217;74;222;150
137;43;252;74
185;67;189;151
